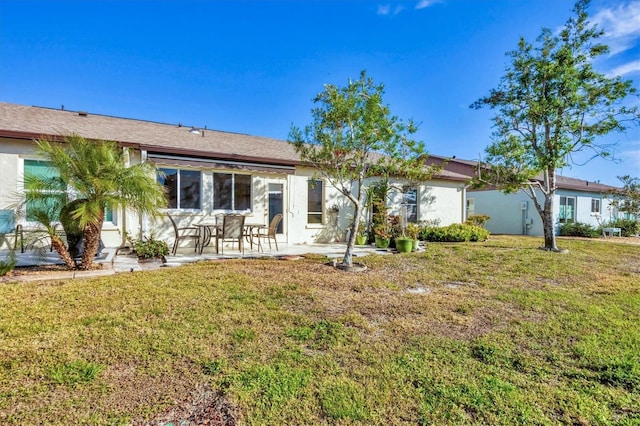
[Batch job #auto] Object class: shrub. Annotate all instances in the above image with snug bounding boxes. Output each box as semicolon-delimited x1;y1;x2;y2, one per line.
419;223;489;242
465;214;491;228
606;218;640;237
128;233;169;259
559;222;598;238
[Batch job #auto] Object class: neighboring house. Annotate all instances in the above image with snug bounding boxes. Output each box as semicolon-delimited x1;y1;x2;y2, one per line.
0;102;470;250
469;177;621;236
424;156;622;235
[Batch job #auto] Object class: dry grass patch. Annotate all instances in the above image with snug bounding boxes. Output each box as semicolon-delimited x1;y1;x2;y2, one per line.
0;235;638;424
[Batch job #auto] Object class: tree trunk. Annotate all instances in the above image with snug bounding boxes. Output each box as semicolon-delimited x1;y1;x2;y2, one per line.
79;217;103;270
541;192;558;251
50;234;76;269
342;184;366;268
342;203;362;267
541;167;560;251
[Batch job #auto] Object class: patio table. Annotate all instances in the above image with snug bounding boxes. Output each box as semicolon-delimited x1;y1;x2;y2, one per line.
196;221;265;253
196;223;220;254
244;223;266;250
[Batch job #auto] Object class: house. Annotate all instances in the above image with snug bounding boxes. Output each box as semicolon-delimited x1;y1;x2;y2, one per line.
424;155;622;235
0;102;470;251
469;177;621;236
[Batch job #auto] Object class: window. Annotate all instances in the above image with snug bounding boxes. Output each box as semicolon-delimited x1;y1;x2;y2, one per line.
591;198;601;214
158;168;202;209
466;198;475;216
307;180;323;224
402;186;418;223
104;203;114;223
213;173;251;211
559;196;576;223
24;160;65;222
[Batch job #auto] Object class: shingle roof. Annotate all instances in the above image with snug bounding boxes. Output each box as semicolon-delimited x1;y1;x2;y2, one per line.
445;154;621;192
0;102;467;181
0;102;301;165
549;174;619;192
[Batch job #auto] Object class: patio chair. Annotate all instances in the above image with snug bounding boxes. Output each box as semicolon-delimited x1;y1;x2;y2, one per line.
252;213;282;252
167;214;200;255
216;214;245;255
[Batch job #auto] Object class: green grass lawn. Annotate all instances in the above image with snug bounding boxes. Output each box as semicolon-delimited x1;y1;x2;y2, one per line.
0;236;638;425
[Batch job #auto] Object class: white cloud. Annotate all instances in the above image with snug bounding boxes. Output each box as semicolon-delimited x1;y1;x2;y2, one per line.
415;0;439;10
591;1;640;55
377;4;391;16
376;4;406;16
394;4;406;15
378;0;439;16
607;59;640;77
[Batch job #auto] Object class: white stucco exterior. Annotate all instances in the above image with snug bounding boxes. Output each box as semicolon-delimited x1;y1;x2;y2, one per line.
1;141;468;251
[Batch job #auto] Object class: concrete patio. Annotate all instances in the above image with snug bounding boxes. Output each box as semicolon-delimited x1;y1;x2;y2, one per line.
0;241;394;282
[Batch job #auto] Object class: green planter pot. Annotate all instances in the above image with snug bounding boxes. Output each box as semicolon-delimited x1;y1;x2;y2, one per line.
375;236;390;249
395;238;413;253
412;239;420;252
355;235;368;245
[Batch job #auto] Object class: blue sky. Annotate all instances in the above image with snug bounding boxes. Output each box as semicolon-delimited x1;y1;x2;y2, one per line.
1;0;638;186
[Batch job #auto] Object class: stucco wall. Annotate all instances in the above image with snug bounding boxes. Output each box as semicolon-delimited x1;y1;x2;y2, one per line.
287;170;467;244
419;180;466;226
1;138;468;252
470;188;615;236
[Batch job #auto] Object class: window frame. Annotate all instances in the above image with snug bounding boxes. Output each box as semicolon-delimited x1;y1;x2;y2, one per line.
591;198;601;214
158;167;203;211
402;186;418;223
558;196;577;224
307;179;324;225
466;197;476;217
212;172;253;212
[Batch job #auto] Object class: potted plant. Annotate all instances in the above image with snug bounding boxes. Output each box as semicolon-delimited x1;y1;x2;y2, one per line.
373;224;391;248
355;220;368;245
394;229;413;253
128;233;169;263
406;222;420;252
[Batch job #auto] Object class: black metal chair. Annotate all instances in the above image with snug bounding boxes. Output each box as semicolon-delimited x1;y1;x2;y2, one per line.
167;214;200;255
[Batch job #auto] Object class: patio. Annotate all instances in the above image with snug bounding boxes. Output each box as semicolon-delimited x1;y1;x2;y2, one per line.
0;242;391;282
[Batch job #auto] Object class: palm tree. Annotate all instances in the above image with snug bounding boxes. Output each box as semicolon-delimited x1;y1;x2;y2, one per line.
24;134;167;270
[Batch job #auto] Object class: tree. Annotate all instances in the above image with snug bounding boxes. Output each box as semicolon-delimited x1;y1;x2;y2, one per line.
471;0;638;251
23;135;167;270
609;175;640;219
289;71;437;267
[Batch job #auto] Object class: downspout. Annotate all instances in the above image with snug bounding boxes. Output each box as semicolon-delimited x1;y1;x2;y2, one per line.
461;184;470;223
139;149;148;239
117;147;132;252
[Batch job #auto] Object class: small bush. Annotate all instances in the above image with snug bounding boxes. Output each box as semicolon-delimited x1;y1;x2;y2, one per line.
128;233;169;259
559;222;598;238
606;218;640;237
419;224;489;242
465;214;490;228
